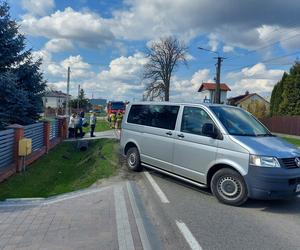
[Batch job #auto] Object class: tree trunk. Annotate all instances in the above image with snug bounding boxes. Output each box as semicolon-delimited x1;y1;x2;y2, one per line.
164;81;170;101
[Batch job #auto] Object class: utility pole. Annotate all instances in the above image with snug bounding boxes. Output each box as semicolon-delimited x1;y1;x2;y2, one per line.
198;47;226;104
214;56;224;104
65;66;71;117
77;84;80;110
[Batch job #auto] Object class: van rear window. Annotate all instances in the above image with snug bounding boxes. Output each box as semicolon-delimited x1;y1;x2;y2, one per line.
127;104;179;130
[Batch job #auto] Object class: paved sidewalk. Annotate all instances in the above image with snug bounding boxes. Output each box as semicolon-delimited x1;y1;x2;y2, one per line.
0;182;155;250
65;130;120;142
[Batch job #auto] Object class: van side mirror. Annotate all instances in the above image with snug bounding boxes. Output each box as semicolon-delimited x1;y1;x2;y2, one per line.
202;123;220;139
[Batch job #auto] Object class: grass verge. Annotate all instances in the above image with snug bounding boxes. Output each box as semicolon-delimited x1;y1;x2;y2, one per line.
0;139;119;200
282;137;300;147
83;118;111;134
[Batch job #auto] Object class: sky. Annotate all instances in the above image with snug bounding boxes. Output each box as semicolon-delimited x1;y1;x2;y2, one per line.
7;0;300;102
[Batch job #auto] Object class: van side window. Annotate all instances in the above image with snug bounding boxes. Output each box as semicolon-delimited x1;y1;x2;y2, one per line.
127;105;149;125
127;104;179;130
181;107;214;136
148;105;179;130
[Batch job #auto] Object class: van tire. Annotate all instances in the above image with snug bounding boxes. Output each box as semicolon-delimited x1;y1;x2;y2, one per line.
126;147;142;172
211;168;248;206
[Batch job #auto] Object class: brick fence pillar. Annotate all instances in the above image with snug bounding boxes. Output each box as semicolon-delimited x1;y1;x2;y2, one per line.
6;124;24;172
58;117;67;140
43;121;50;153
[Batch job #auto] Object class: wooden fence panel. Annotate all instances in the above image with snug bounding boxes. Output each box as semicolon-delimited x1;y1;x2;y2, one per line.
260;116;300;136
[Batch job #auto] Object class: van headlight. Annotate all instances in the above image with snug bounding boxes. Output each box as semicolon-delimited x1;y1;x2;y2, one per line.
249;155;281;168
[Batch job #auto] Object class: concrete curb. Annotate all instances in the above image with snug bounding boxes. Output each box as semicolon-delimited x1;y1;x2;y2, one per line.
0;186;113;207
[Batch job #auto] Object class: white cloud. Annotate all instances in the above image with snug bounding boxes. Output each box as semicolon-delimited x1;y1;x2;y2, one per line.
20;0;300;53
21;0;55;16
208;34;219;52
223;45;234;53
21;7;115;48
45;38;74;53
46;52;148;101
226;63;284;97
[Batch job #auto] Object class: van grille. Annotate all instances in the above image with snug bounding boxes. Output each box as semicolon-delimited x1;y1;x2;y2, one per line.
281;157;299;169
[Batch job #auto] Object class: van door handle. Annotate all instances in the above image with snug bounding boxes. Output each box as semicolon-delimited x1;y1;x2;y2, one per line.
166;131;172;136
177;134;184;138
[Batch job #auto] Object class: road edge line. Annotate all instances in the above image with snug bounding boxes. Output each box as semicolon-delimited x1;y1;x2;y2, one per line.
144;172;170;203
176;220;203;250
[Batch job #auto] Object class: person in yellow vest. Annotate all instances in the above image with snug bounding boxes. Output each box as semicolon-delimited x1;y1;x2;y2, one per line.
110;113;116;128
116;110;123;129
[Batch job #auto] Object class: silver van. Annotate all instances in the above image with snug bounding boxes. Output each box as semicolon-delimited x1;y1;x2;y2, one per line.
120;102;300;205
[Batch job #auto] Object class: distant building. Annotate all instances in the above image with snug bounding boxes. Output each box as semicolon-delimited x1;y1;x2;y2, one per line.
227;91;270;118
198;83;231;104
43;90;70;108
90;98;107;107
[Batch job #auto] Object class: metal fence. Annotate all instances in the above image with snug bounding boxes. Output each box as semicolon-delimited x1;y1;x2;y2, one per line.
260;116;300;136
50;119;59;140
24;123;44;152
0;129;15;169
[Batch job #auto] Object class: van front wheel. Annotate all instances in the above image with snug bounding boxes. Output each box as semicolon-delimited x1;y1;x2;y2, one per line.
126;147;142;172
211;168;248;206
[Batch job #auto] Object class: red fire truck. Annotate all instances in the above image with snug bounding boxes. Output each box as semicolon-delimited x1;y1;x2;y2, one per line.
107;101;126;121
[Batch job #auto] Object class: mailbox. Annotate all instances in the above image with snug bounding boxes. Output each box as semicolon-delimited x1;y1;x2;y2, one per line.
19;138;32;156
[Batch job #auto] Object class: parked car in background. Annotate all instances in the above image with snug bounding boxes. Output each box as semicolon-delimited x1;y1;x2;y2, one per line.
107;101;126;121
120;102;300;206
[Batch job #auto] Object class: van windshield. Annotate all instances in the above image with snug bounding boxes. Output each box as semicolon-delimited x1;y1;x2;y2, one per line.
210;106;272;136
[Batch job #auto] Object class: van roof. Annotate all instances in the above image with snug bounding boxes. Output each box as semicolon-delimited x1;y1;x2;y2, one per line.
129;101;230;108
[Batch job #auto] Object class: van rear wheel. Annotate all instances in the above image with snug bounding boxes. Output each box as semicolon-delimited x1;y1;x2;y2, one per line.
126;147;142;172
211;168;248;206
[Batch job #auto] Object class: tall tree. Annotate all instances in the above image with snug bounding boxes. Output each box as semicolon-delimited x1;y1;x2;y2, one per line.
270;72;287;116
0;1;46;129
69;89;90;109
143;36;187;101
278;62;300;115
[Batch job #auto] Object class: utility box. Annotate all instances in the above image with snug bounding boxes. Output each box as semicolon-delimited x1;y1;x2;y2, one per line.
19;138;32;156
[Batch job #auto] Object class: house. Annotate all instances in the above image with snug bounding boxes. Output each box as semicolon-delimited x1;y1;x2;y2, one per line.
43;90;70;109
227;91;270;118
89;98;107;111
198;83;231;103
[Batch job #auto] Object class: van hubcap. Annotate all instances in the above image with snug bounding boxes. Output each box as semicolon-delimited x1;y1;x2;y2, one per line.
128;153;136;166
218;176;241;199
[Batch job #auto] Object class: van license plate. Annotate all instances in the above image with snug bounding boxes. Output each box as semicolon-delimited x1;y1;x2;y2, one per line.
296;184;300;193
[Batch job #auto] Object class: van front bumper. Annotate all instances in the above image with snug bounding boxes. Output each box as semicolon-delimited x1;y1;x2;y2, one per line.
245;166;300;200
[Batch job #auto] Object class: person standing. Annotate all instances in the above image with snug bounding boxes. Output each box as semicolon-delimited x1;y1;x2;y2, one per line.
75;113;83;138
90;112;97;137
116;110;123;129
68;113;76;138
110;113;116;128
79;109;85;118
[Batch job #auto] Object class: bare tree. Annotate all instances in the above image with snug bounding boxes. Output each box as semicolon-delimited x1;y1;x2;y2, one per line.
143;36;187;101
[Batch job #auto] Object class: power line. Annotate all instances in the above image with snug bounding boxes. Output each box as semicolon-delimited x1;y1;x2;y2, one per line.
223;50;300;73
228;31;300;61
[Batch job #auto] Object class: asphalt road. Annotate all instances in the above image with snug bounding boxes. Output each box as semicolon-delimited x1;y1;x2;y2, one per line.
134;169;300;250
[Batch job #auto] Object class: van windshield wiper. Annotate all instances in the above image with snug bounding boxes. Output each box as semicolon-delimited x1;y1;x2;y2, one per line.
256;133;275;137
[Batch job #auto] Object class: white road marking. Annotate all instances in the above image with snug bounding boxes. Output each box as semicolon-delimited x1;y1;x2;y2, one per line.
126;182;152;250
176;220;203;250
114;185;135;250
144;171;170;203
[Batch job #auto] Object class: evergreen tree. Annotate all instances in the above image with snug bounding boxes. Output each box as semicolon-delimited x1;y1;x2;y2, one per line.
270;72;287;116
279;62;300;115
0;1;46;129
